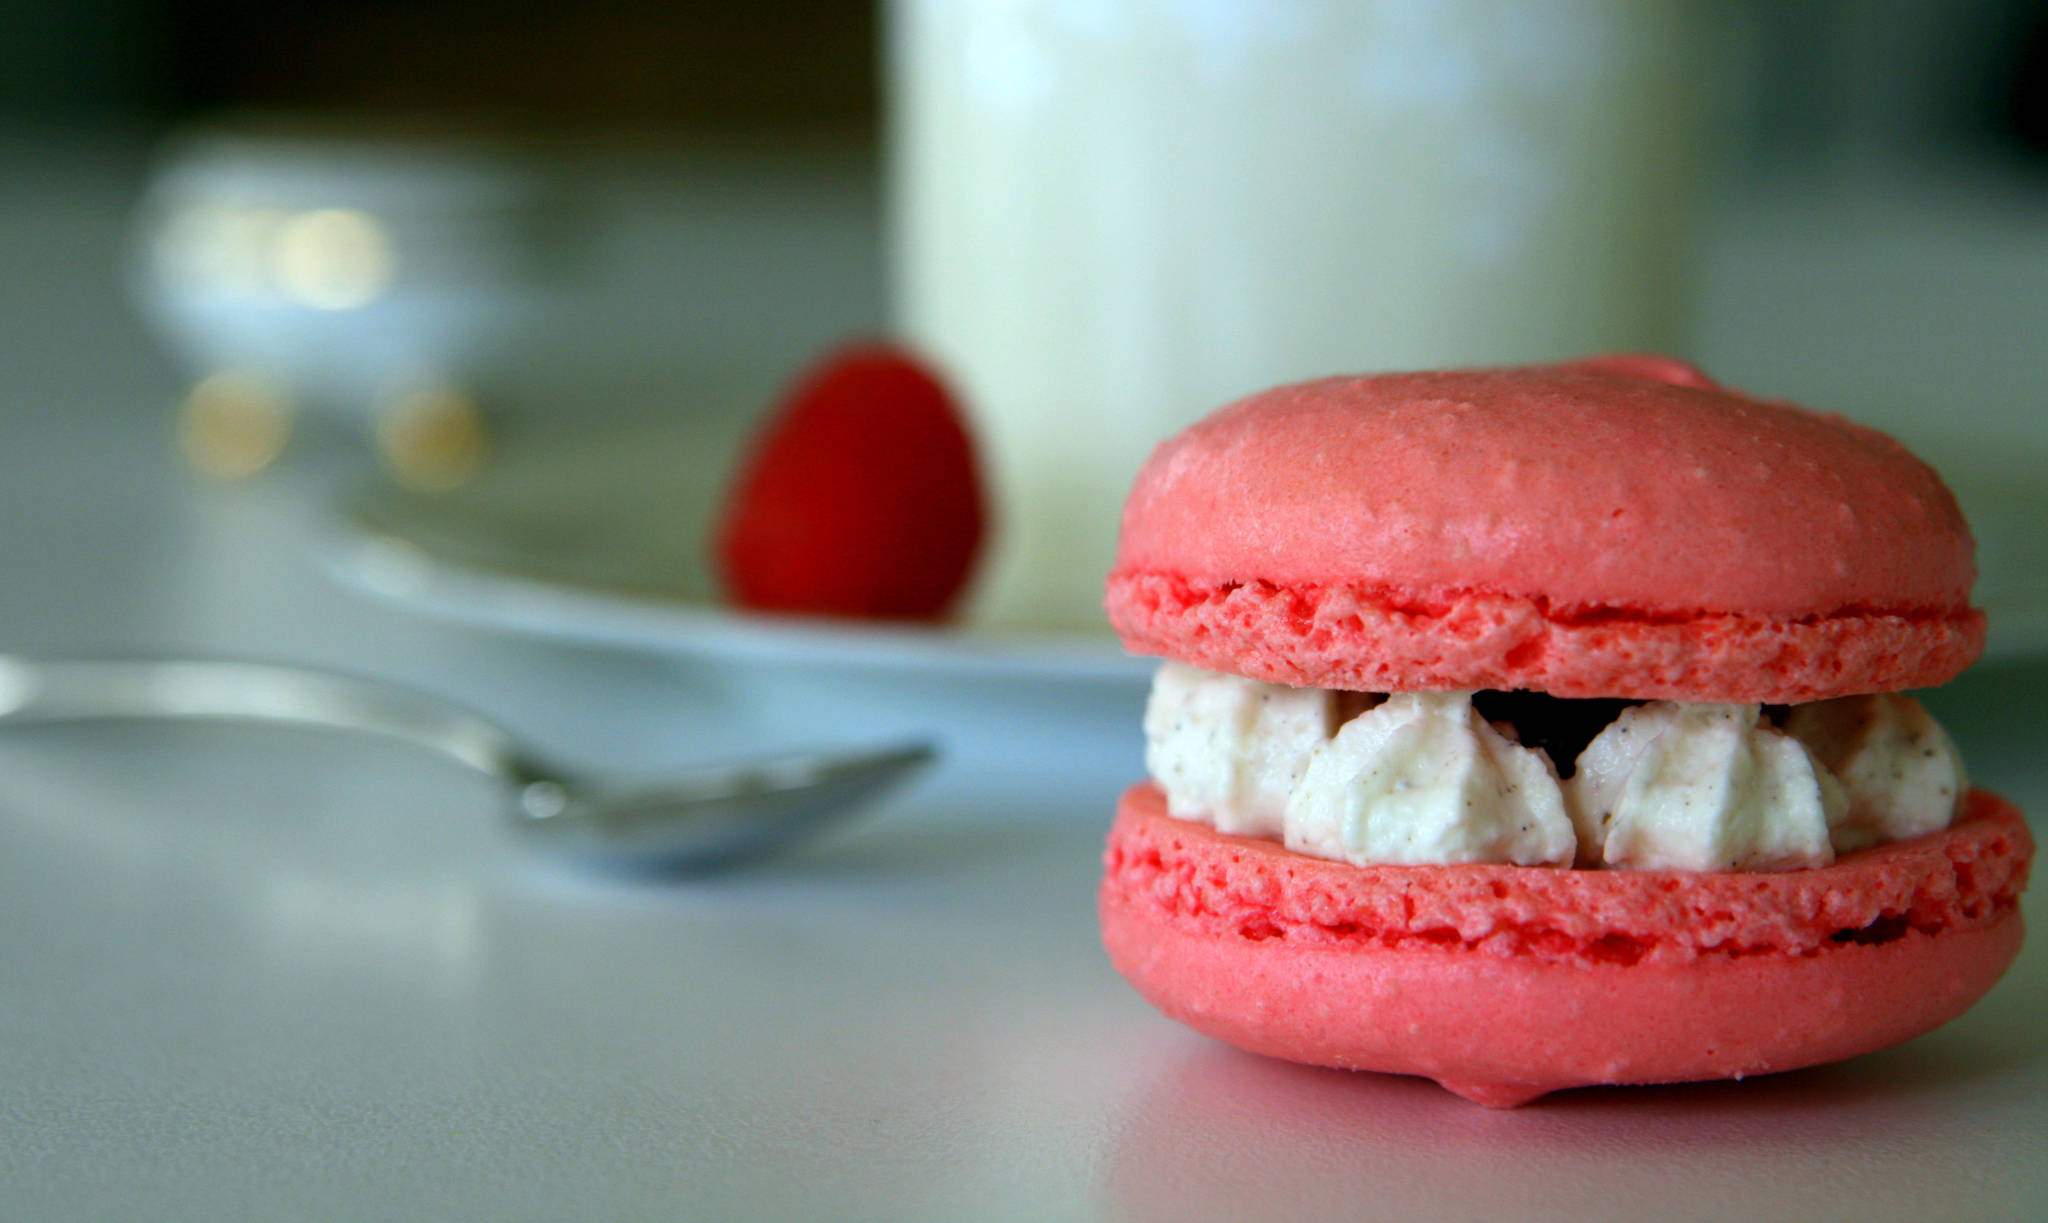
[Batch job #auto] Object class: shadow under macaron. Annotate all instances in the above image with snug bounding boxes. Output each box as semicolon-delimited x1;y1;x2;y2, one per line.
1101;982;2048;1223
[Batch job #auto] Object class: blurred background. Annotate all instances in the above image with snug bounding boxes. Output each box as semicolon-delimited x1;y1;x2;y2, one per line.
1;0;2045;639
8;7;2048;1212
6;1;2044;152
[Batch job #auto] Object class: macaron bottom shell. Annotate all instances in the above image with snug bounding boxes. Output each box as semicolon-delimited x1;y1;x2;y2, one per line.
1100;786;2031;1107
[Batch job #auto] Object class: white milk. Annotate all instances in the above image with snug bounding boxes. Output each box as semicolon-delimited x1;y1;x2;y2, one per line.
888;0;1699;631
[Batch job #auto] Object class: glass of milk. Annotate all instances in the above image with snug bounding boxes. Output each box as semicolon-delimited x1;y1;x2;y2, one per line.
889;0;1702;632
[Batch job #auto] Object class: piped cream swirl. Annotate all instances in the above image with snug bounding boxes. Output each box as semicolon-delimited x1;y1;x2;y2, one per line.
1142;664;1966;871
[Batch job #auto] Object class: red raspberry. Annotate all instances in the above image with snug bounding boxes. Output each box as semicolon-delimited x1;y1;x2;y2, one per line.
713;343;987;620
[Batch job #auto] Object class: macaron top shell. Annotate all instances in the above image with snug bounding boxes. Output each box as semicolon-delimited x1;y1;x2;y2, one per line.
1108;357;1985;701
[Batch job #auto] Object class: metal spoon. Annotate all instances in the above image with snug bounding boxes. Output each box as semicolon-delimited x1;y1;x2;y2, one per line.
0;655;933;872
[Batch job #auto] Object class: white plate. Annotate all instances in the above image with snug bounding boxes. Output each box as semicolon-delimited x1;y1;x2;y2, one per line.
329;529;1148;683
322;415;1149;685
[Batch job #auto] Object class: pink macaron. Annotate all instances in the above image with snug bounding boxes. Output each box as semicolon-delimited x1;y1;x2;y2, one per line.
1099;355;2032;1107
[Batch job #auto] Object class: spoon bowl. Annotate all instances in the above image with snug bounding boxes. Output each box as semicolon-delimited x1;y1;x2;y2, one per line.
511;743;936;872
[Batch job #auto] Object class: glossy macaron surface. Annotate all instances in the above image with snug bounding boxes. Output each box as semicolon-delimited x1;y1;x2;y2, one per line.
1107;357;1984;700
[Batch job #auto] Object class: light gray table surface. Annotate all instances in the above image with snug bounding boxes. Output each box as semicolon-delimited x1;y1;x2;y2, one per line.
1;131;2044;1222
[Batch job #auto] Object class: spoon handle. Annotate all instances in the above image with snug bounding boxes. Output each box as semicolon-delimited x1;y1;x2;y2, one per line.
0;655;547;785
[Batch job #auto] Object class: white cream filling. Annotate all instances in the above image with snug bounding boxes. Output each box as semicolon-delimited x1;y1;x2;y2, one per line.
1568;703;1846;871
1783;693;1968;853
1142;665;1967;872
1283;692;1575;867
1142;662;1360;838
